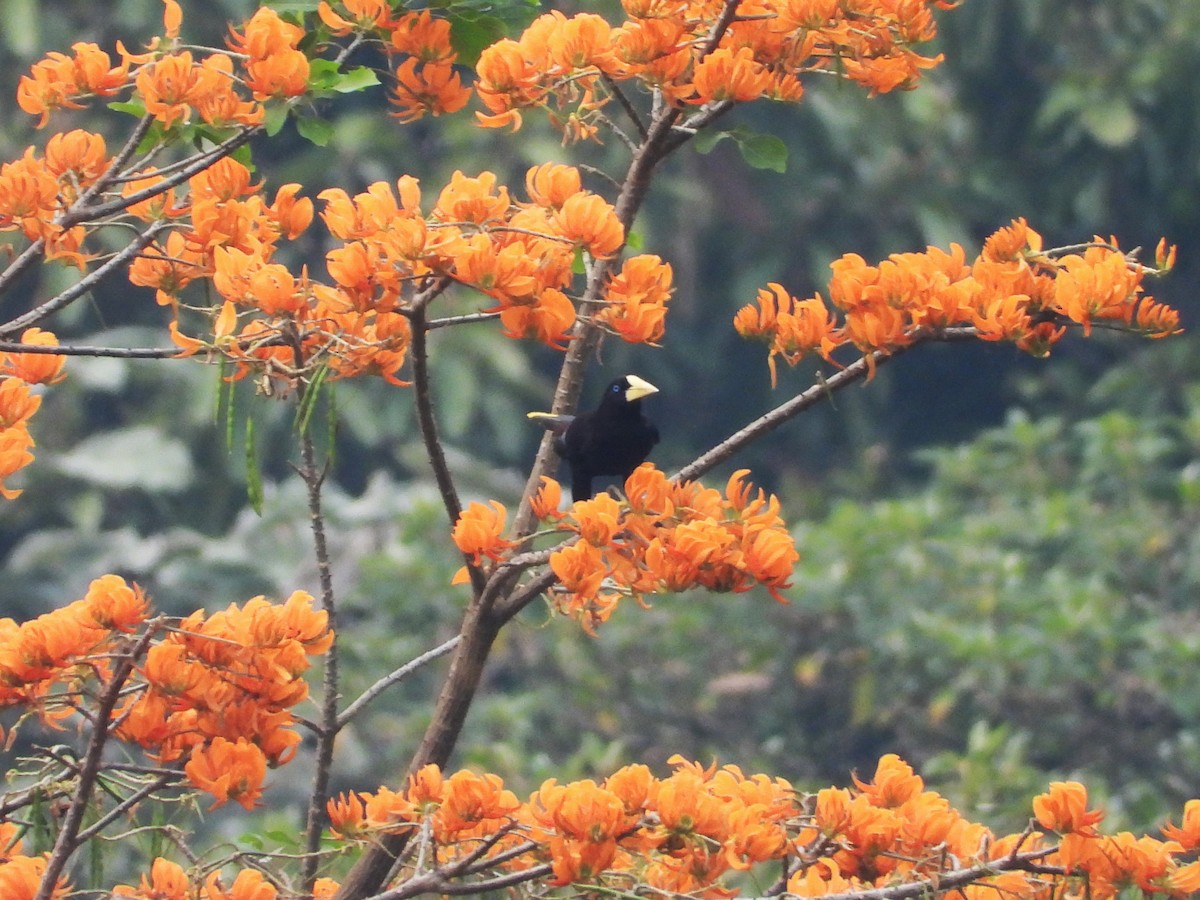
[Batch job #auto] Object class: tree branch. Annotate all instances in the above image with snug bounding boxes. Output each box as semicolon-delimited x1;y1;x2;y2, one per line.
35;625;158;900
337;636;461;730
297;381;342;892
0;220;171;338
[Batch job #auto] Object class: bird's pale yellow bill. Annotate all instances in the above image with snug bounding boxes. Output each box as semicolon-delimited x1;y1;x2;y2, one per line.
624;374;658;403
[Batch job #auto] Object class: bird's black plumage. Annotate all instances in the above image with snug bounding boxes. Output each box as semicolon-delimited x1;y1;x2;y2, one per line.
529;375;660;501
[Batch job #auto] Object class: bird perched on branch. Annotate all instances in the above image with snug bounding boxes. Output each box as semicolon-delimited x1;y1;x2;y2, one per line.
528;374;660;501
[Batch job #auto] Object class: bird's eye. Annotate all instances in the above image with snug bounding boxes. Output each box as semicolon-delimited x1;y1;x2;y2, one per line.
610;384;621;393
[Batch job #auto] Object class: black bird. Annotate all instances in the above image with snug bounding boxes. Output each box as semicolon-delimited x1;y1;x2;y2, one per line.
529;375;660;501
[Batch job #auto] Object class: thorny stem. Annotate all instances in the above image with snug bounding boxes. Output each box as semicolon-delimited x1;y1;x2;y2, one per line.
35;626;158;900
295;351;341;891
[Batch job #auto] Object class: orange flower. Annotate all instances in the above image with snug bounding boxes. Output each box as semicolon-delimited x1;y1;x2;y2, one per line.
0;150;58;238
1134;298;1182;338
545;12;613;71
0;379;41;429
690;46;770;104
327;791;370;839
1162;798;1200;851
113;857;192;900
122;170;189;221
245;48;310;100
390;10;457;63
43;129;108;195
499;287;577;348
266;184;313;240
136;52;204;126
81;574;148;632
552;192;624;259
1033;781;1104;836
128;231;208;306
451;500;515;565
204;869;277;900
1051;247;1140;336
525;163;582;209
435;770;521;838
3;328;66;385
434;170;512;226
530;476;564;520
17;42;129;127
0;425;36;500
600;254;673;345
184;736;268;810
318;0;397;35
474;39;543;119
0;854;68;900
852;754;924;809
390;59;470;123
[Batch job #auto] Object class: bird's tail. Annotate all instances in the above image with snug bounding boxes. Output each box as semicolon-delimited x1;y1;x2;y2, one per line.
526;412;575;435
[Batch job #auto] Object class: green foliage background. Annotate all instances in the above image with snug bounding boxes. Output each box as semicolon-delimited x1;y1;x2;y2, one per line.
1;0;1198;839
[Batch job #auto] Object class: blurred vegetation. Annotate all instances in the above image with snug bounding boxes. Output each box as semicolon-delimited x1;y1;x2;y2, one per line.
1;0;1198;837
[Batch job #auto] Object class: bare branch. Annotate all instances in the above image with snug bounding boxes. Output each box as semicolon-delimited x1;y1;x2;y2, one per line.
337;636;462;730
35;625;159;900
0;219;171;338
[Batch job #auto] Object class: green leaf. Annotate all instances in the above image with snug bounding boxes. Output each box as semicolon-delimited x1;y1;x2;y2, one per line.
264;103;290;137
333;66;381;93
307;57;344;92
107;99;146;117
734;130;788;173
296;364;330;435
134;121;168;155
230;142;256;170
691;127;788;172
245;416;264;515
692;128;731;155
295;115;335;147
625;230;644;252
450;14;507;66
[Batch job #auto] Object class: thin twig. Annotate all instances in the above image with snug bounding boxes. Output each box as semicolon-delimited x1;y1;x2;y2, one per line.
0;219;171;338
0;341;180;358
75;773;180;844
674;328;978;484
337;636;462;730
35;626;158;900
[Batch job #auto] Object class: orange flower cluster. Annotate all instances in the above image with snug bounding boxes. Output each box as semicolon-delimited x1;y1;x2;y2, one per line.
0;575;148;718
326;753;1200;899
0;579;330;810
116;591;332;809
16;1;289;130
317;3;470;122
0;130;112;267
736;219;1181;381
1036;782;1200;897
328;756;792;892
114;857;311;900
0;328;65;499
539;465;798;631
473;1;954;136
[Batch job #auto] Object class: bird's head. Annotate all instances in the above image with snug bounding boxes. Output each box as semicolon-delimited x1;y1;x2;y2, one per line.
614;374;658;404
